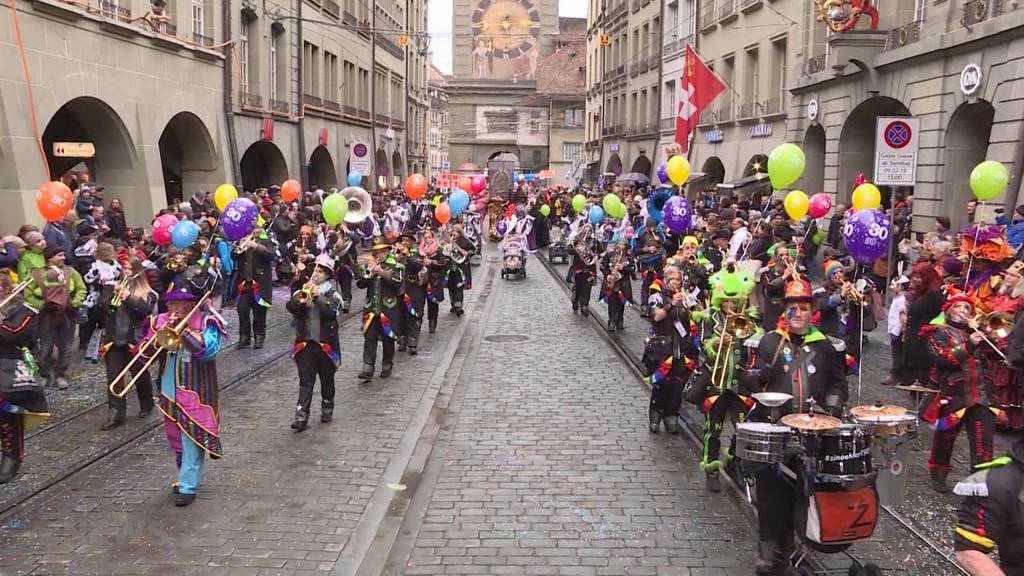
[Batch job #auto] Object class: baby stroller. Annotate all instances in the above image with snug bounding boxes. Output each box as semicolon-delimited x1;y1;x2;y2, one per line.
500;233;528;280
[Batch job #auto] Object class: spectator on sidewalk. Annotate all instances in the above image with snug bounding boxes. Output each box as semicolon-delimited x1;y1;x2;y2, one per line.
43;211;76;266
17;231;46;282
27;246;86;390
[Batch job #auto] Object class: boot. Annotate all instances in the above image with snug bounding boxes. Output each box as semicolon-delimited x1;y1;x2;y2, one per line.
291;408;308;432
580;306;589;317
253;334;265;350
755;541;780;575
342;300;351;314
0;456;21;484
397;337;407;352
408;337;418;356
572;302;579;313
930;468;950;493
380;363;393;378
663;414;679;434
706;471;721;493
358;364;374;382
138;405;153;418
607;321;616;333
648;407;662;433
429;318;437;334
453;304;464;316
236;334;251;350
174;492;197;507
321;401;334;423
101;409;125;431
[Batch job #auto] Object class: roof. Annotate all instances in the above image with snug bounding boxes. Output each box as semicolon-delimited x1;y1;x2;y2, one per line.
428;63;449;87
558;17;586;36
533;39;586;96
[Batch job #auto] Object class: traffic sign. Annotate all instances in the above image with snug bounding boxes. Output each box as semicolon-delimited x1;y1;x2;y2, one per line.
350;140;371;175
874;116;920;186
53;142;95;158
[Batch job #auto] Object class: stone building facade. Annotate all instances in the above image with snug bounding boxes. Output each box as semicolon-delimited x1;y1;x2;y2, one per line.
428;62;450;176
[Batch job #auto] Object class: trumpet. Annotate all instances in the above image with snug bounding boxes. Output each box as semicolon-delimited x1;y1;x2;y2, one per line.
110;272;142;308
108;290;212;398
293;276;316;305
232;233;255;254
165;252;188;272
841;281;867;306
0;279;32;310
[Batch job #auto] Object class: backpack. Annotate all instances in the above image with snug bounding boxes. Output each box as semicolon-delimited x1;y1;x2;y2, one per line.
32;267;71;313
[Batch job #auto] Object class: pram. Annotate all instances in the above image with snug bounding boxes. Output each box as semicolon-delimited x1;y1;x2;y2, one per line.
500;233;527;280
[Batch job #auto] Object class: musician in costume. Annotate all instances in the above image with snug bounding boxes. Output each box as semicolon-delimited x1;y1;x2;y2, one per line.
922;291;1002;493
694;263;760;493
101;258;157;430
743;278;848;573
329;224;358;313
665;235;709;305
815;259;869;362
759;244;801;331
445;225;474;316
982;261;1024;430
418;228;448;335
634;219;666;317
285;224;318;291
0;275;48;484
233;226;273;349
600;239;634;332
357;239;404;381
642;266;698;434
286;254;343;432
144;270;224;506
567;223;599;317
396;233;425;355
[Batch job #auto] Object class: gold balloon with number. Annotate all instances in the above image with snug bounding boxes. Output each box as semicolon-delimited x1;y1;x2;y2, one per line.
783;190;809;221
214;183;238;211
851;183;881;210
665;156;690;186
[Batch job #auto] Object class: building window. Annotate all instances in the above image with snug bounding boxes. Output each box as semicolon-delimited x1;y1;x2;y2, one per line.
563;142;582;162
271;25;287;103
191;0;204;36
744;46;759;106
665;79;675;119
239;19;249;92
530;111;541;133
269;29;277;100
532;150;542;164
484;111;516;133
324;51;338;103
303;42;320;98
359;68;369;110
344;60;356;107
770;36;787;103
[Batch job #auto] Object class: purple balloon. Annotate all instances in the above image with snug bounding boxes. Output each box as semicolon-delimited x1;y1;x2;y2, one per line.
662;195;692;234
496;220;507;236
657;163;669;184
222;198;258;241
842;208;890;265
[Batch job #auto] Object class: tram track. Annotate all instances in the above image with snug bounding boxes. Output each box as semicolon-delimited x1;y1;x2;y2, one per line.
534;249;966;576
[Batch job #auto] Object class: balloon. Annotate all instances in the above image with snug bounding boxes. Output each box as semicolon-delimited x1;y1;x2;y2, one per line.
767;143;806;189
281;179;301;202
657;162;669;184
405;174;428;200
649;208;663;224
843;209;891;265
347;171;362;187
539;204;551;217
851;183;881;210
322;193;349;226
970;160;1010;201
609;201;627;219
602;193;621;214
458;177;472;194
214;183;238;211
663;195;693;234
470;175;487;194
588;205;605;224
35;181;73;222
783;190;809;221
665;156;690;186
171;220;200;249
571;194;586;213
449;189;470;216
435;202;452;225
496;220;507;236
151;214;178;246
221;198;258;241
650;187;671;211
808;193;832;219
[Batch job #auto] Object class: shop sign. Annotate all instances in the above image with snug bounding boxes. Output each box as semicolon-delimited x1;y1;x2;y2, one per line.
703;128;724;143
960;63;982;96
808;99;819;122
608;143;620;153
749;123;773;138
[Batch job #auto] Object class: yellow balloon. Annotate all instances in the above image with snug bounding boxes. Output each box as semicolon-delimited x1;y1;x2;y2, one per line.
665;156;691;186
851;183;881;210
214;183;238;211
784;190;809;221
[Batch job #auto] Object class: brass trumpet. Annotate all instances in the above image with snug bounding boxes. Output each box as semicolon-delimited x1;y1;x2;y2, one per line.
0;279;32;310
108;290;212;398
841;281;867;306
110;272;142;308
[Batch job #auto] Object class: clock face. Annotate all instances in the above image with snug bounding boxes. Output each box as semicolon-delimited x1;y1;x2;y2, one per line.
472;0;540;59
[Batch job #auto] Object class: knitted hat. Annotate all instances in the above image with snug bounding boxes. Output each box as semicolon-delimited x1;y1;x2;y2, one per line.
823;259;843;280
43;246;64;261
314;253;335;272
941;256;965;277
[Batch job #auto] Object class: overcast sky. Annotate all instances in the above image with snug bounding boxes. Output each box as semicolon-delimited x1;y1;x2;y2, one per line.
428;0;587;74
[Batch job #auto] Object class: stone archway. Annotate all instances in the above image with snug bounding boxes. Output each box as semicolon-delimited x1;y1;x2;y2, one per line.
630;154;652;178
838;96;910;203
309;145;337;190
743;154;769;177
606;153;622;176
392;150;404;188
375;148;390;189
239;140;288;191
943;100;995;230
802;124;827;195
158;112;220;205
702;156;726;185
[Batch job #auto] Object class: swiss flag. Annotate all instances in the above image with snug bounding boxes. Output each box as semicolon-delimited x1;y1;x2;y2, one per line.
675;45;725;153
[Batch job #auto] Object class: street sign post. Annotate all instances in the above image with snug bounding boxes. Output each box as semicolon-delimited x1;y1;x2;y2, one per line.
53;142;95;158
874;116;920;186
350;140;371;176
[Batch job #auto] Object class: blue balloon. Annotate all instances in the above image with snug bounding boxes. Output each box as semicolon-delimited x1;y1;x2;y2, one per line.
449;189;470;216
588;205;605;224
171;219;200;249
649;208;663;224
347;171;362;187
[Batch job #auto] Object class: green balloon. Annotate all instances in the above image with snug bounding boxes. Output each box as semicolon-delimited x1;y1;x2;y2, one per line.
767;143;806;190
571;194;587;213
322;194;349;226
970;160;1010;201
539;204;551;217
602;193;621;214
609;201;627;219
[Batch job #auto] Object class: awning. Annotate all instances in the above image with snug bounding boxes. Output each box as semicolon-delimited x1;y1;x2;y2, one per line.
715;173;770;194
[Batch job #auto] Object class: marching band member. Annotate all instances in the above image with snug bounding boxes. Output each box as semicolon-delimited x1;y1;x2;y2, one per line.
145;269;224;506
815;259;869;362
398;232;425;355
600;239;634;332
285;224;318;291
100;258;157;431
744;278;848;573
665;235;709;304
445;225;474;316
357;238;404;381
984;261;1024;430
330;224;358;314
233;225;274;349
759;244;801;331
641;266;698;434
419;227;448;334
286;254;343;432
634;218;665;317
567;223;599;317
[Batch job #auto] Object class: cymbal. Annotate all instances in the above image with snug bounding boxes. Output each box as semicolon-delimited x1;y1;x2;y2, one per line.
895;384;939;394
850;404;908;419
780;412;841;431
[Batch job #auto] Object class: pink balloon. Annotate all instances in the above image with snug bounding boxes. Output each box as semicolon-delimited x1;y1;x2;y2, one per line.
152;214;178;246
808;193;832;219
470;175;487;194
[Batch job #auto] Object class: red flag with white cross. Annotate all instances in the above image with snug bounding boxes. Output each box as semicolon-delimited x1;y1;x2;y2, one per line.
675;44;725;153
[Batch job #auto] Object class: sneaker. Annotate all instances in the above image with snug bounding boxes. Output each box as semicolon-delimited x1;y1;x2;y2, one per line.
706;472;721;493
56;377;69;390
380;363;393;378
174;492;196;507
648;408;662;433
358;364;374;382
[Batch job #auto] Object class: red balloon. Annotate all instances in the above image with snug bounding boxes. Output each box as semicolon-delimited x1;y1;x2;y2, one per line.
151;214;178;246
458;177;473;194
35;181;73;222
470;175;487;194
281;179;301;202
405;174;428;200
435;202;451;225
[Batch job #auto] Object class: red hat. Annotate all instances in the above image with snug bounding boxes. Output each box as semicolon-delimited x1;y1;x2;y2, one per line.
783;278;812;302
942;290;976;313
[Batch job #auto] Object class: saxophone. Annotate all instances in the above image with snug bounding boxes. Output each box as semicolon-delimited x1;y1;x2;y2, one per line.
607;249;626;286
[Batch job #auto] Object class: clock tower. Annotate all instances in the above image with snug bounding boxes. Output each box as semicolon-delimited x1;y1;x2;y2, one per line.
452;0;556;82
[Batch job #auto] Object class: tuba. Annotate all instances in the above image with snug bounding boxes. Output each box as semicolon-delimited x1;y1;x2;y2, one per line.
571;226;597;267
341;186;373;225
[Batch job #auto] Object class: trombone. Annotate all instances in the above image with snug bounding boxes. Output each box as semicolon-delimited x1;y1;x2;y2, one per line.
0;279;32;310
108;290;212;398
711;313;756;392
970;311;1013;362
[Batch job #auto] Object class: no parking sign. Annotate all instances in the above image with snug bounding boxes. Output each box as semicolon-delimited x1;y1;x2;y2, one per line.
874;116;920;186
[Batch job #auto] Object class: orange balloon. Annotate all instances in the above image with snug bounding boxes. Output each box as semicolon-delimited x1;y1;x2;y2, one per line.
435;201;451;225
458;177;473;193
281;179;301;202
36;181;73;222
405;174;428;200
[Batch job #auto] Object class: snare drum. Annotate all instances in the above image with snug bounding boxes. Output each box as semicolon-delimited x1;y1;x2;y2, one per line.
736;422;793;464
803;424;873;479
